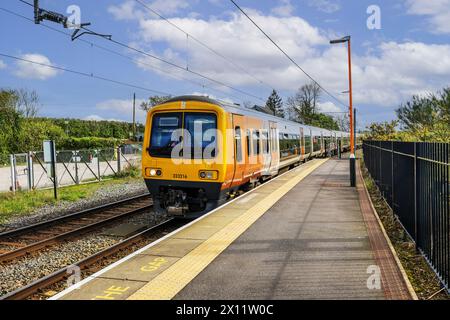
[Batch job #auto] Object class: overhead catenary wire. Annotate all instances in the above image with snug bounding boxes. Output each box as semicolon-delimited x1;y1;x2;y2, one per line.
0;6;246;103
16;0;265;102
228;0;348;108
134;0;275;92
0;52;173;96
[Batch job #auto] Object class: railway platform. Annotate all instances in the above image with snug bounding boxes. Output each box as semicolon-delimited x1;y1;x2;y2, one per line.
52;158;416;300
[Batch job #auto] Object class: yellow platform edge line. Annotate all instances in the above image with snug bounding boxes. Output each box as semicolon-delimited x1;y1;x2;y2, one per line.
127;159;328;300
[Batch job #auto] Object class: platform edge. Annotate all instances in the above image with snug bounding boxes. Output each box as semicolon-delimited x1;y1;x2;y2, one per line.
358;162;418;300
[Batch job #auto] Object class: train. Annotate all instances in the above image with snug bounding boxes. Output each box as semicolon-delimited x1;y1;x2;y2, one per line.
142;95;353;218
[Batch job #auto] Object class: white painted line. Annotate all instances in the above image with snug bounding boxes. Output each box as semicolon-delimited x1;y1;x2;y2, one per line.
237;193;259;204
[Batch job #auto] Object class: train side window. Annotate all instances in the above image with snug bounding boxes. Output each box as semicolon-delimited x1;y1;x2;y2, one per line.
253;130;260;155
246;129;252;156
235;126;242;163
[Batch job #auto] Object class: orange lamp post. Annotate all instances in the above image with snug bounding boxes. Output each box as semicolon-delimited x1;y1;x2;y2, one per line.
330;35;355;187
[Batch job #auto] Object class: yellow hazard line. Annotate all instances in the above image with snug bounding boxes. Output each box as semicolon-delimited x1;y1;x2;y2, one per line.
127;159;328;300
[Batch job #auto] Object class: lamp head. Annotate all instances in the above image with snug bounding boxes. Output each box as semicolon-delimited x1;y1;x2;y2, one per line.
330;36;351;44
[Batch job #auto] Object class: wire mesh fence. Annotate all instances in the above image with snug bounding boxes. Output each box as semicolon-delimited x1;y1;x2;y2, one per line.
6;145;142;193
363;140;450;293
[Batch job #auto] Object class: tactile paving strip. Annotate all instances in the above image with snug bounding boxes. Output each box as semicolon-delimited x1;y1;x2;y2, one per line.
356;162;417;300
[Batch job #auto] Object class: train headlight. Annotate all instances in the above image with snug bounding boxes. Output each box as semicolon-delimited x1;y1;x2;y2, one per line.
199;170;218;180
146;168;162;177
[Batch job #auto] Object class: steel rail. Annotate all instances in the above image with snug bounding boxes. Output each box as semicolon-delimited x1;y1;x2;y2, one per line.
0;193;150;239
0;218;176;300
0;196;152;263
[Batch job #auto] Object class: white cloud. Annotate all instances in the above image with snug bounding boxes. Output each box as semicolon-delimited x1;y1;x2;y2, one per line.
405;0;450;34
109;2;450;111
14;53;60;80
0;60;6;69
108;0;141;20
271;0;295;17
317;101;342;113
149;0;190;15
96;99;147;122
109;0;191;20
307;0;341;13
84;115;124;122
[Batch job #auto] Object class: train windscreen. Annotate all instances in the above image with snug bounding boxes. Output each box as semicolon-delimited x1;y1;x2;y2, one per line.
149;112;217;159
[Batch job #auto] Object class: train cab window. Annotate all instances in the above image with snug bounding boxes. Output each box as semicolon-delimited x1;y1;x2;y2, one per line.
184;113;217;159
149;113;182;158
235;126;242;163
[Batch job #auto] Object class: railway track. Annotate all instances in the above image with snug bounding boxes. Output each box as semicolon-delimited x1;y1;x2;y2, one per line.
0;218;181;300
0;194;152;264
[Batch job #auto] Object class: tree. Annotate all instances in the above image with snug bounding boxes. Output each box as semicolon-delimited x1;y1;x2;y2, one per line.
286;82;321;124
336;113;350;132
140;95;172;111
285;82;339;130
0;89;23;160
15;89;40;118
364;121;398;140
265;90;284;117
433;87;450;125
396;87;450;142
310;113;340;131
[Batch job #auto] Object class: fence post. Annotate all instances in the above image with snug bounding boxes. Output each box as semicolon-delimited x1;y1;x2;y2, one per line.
414;142;418;251
10;154;16;194
74;150;80;184
117;146;122;173
391;141;394;208
378;141;382;188
26;151;33;191
96;150;101;181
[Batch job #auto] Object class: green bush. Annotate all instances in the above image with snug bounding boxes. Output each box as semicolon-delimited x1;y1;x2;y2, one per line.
115;164;141;178
18;119;67;152
59;137;127;150
34;118;145;139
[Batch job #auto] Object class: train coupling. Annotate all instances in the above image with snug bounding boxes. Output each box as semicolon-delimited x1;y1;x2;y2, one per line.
164;189;189;216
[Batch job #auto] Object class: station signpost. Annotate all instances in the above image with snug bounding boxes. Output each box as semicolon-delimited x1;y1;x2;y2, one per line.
43;140;58;199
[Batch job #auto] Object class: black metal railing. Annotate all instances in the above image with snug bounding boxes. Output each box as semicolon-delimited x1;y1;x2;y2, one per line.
363;140;450;292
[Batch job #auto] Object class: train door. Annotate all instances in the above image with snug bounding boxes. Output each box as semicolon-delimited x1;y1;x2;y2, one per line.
268;121;279;175
320;132;324;154
299;127;305;160
261;122;271;176
231;114;246;187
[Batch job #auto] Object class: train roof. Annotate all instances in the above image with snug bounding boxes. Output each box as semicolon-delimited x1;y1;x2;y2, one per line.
162;95;349;136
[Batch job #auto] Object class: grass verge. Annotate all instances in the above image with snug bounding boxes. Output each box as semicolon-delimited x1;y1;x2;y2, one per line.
0;175;142;225
359;157;449;300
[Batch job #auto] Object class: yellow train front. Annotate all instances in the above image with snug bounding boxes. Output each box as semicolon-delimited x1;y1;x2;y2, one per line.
142;95;350;218
142;96;233;217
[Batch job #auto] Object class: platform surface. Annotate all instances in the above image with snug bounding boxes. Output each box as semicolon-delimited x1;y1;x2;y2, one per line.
53;158;413;300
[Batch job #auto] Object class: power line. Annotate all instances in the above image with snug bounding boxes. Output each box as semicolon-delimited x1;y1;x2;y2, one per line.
134;0;275;92
16;0;265;102
1;6;245;102
0;52;173;96
228;0;348;108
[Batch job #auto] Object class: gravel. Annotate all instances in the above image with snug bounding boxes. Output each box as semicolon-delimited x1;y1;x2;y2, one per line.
0;209;170;297
0;179;148;233
0;235;120;296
